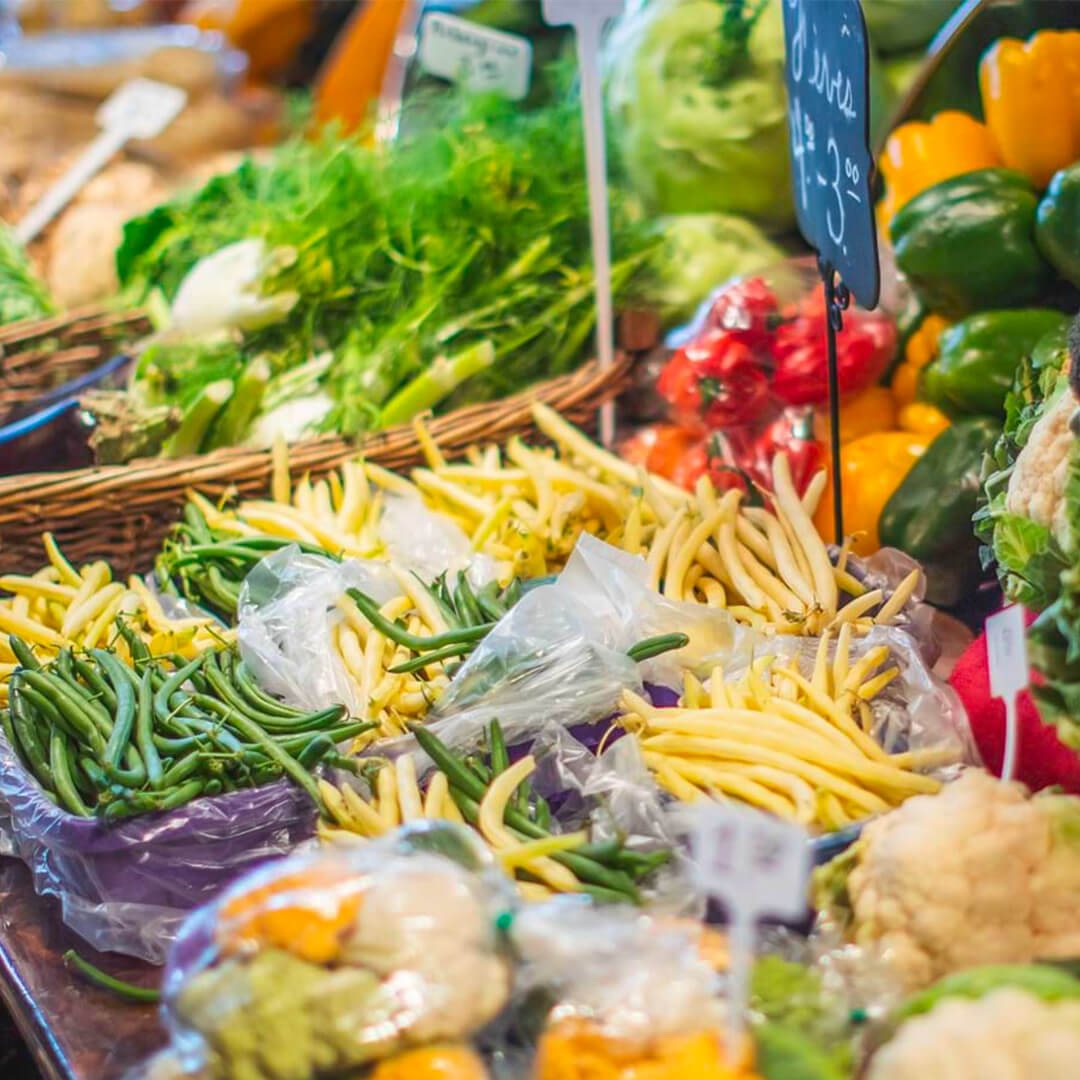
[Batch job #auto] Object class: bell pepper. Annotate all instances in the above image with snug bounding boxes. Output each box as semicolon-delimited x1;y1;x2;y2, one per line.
770;296;896;407
1036;161;1080;288
921;308;1069;417
890;313;950;408
879;417;1001;605
813;430;932;553
979;31;1080;189
897;401;950;438
814;384;895;446
890;168;1052;317
877;111;1001;226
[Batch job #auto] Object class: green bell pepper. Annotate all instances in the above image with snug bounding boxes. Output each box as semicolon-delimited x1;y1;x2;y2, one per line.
891;168;1053;317
879;417;1001;606
1036;162;1080;288
921;308;1069;417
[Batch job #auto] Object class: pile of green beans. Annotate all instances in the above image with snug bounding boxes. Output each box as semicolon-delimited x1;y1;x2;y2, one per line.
350;571;689;677
348;571;523;675
155;502;332;621
410;720;671;905
3;626;372;821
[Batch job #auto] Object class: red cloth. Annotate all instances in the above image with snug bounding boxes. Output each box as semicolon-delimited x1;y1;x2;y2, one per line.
949;612;1080;793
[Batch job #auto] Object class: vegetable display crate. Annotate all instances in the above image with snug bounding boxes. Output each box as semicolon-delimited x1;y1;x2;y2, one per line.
0;353;632;576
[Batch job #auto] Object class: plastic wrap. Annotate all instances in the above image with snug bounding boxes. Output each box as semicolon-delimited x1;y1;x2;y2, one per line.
510;901;733;1075
236;546;401;714
623;259;897;497
0;727;316;963
158;821;516;1080
414;534;762;759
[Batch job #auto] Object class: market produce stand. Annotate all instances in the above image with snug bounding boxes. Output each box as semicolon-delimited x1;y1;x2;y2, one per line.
0;859;162;1080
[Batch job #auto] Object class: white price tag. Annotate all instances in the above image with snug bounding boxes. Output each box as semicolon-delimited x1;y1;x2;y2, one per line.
97;78;188;140
690;803;811;1062
986;603;1028;782
418;13;532;101
16;78;186;245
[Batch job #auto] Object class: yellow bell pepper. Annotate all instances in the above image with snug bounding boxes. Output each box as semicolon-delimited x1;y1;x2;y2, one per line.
877;111;1001;226
217;866;363;964
979;30;1080;188
533;1021;759;1080
815;385;896;446
813;431;932;554
898;401;951;438
372;1045;490;1080
890;314;950;408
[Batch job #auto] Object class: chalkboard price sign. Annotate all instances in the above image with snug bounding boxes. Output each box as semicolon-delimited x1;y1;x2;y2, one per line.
782;0;879;310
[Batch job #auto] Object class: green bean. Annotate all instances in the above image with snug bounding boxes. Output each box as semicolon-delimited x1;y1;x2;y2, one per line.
183;502;214;545
474;582;508;623
626;633;689;663
50;731;91;816
325;753;361;775
230;657;305;718
574;838;622;863
409;724;488;801
489;720;509;776
503;578;523;609
465;755;493;784
388;640;473;674
72;656;117;712
63;950;160;1003
10;683;54;791
274;722;374;752
115;620;151;670
347;588;494;651
171;710;247;755
9;636;40;671
1;699;24;765
137;669;164;790
534;795;551;831
53;658;112;736
153;653;207;727
65;738;96;802
94;650;136;771
614;850;672;878
296;734;336;770
201;701;324;810
79;757;111;793
418;573;461;629
20;671;106;756
18;683;80;743
454;571;485;627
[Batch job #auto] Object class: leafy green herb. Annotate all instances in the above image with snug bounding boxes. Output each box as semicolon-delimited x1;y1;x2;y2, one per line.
114;82;657;452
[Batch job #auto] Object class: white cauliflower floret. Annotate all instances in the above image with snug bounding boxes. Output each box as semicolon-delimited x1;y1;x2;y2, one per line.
342;859;510;1042
1005;384;1076;546
823;770;1080;992
868;988;1080;1080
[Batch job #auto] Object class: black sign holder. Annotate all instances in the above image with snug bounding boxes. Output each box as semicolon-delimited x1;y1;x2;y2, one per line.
819;257;850;542
782;0;881;545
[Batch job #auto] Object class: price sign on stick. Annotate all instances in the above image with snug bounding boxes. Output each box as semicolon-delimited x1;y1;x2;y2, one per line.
986;604;1029;782
690;804;811;1064
541;0;625;447
15;78;187;246
781;0;879;541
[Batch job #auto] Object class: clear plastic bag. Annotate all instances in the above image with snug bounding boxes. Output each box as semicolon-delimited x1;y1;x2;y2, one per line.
236;546;401;715
159;821;516;1080
510;901;731;1072
0;729;317;963
418;534;762;760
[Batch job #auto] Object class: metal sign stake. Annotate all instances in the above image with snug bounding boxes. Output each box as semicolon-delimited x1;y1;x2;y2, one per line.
819;256;850;542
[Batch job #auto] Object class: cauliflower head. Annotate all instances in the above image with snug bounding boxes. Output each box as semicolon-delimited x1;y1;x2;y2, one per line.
868;988;1080;1080
1004;382;1077;549
813;770;1080;992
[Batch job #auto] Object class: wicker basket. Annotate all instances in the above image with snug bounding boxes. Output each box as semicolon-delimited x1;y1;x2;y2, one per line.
0;354;632;576
0;307;150;423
